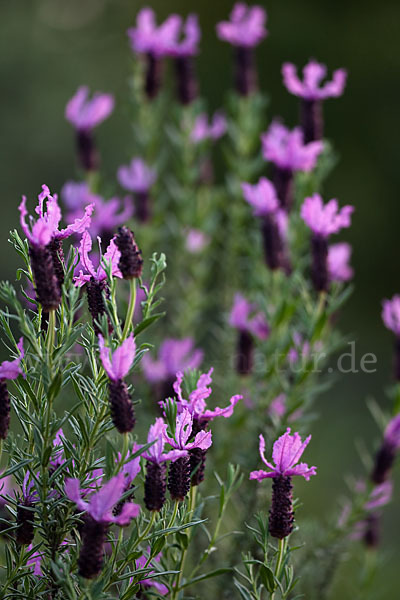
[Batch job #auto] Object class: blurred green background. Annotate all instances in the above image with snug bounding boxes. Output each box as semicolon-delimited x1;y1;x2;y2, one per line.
1;0;399;596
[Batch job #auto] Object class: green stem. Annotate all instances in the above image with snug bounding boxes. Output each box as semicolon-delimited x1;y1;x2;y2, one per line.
116;434;130;472
173;487;197;598
270;537;287;599
167;500;180;530
121;278;137;341
46;309;56;367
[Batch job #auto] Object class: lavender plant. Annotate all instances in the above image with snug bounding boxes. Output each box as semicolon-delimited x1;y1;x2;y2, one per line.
0;3;399;599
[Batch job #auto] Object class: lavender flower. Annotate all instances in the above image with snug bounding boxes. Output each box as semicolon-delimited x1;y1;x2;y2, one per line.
301;194;354;292
282;60;347;143
185;229;210;254
114;227;143;280
0;338;24;439
268;394;287;420
371;414;400;484
117;158;156;222
16;473;39;546
26;544;44;576
142;338;203;401
217;3;267;95
242;177;289;270
113;449;141;516
65;86;114;171
166;15;201;104
99;334;136;433
142;418;186;511
136;550;169;595
327;242;353;282
74;232;122;334
172;369;241;485
261;121;324;210
191;111;227;144
127;8;180;99
20;184;94;294
65;473;140;578
250;429;316;538
229;294;269;375
61;181;133;241
382;296;400;379
163;409;212;501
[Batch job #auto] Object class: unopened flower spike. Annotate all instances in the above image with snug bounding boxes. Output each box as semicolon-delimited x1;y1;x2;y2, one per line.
0;338;24;440
229;294;269;375
142;337;203;403
282;59;347;143
65;86;114;171
117;158;156;223
128;8;180;99
99;334;136;433
242;177;290;271
382;296;400;380
301;194;354;292
250;429;316;538
261;121;324;211
65;473;140;579
371;413;400;484
114;226;143;280
74;231;122;334
142;418;186;511
166;14;201;104
163;408;212;501
171;369;241;485
217;3;267;96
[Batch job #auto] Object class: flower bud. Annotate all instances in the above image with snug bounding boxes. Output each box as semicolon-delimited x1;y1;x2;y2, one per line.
168;456;191;501
144;461;167;512
268;476;294;539
115;227;143;279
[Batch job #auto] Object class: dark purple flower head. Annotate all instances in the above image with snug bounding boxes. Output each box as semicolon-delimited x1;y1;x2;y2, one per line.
301;194;354;237
142;418;187;464
282;60;347;101
216;3;267;48
191;111;227;144
229;294;269;340
163;408;212;452
136;549;168;595
74;231;122;287
127;8;180;57
166;14;201;57
172;369;242;422
382;296;400;336
117;158;156;193
65;86;114;131
142;338;203;384
327;242;353;282
98;334;136;382
250;429;317;481
261;121;324;172
384;414;400;450
65;472;140;526
19;185;94;248
0;338;24;381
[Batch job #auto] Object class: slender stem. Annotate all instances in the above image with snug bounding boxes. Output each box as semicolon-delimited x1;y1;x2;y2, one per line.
167;500;180;530
46;309;56;366
173;487;197;598
116;433;130;472
121;278;137;341
274;538;286;581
